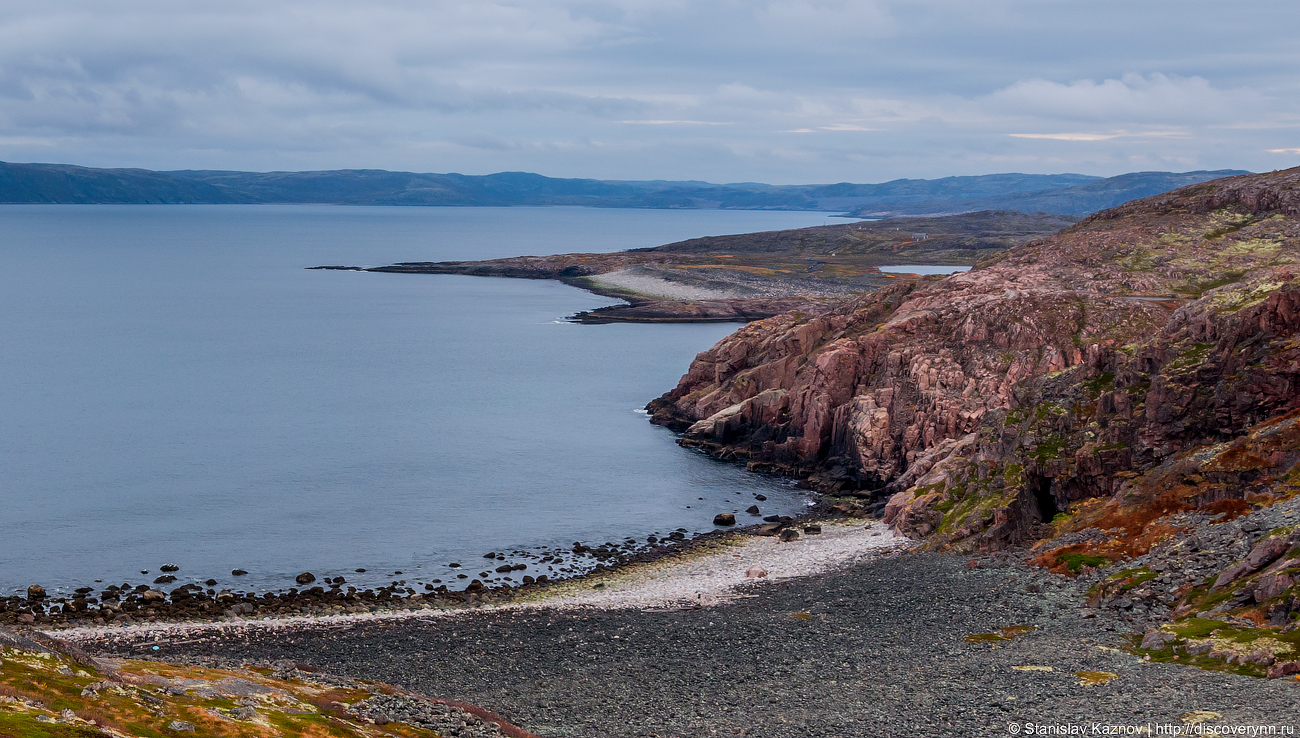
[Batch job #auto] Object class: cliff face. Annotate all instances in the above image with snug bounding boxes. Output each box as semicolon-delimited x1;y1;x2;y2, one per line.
649;169;1300;554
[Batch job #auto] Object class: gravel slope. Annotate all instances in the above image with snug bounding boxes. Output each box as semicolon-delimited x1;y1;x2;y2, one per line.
78;551;1299;738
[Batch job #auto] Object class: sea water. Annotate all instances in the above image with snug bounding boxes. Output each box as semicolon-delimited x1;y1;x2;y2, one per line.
0;205;835;596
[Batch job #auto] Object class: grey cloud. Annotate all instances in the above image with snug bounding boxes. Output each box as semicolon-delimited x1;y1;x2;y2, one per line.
0;0;1297;181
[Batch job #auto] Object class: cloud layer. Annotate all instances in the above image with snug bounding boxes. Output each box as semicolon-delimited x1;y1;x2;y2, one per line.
0;0;1297;181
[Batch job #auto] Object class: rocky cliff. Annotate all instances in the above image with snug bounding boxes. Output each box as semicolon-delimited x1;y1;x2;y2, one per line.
649;169;1300;557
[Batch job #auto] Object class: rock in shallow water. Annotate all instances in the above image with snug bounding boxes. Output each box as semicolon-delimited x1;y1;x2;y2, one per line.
713;513;736;526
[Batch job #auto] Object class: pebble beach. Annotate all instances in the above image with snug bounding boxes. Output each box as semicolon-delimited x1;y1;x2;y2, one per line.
61;522;1300;737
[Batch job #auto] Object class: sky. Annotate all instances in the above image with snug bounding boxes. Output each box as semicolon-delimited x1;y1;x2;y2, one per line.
0;0;1298;184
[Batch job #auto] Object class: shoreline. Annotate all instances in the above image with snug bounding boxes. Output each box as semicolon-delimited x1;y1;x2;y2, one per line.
50;517;906;644
5;500;880;634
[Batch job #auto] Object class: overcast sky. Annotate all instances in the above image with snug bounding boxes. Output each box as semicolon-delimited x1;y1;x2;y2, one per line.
1;0;1297;183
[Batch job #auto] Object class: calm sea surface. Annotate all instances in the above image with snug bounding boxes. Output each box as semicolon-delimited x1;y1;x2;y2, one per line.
0;205;836;596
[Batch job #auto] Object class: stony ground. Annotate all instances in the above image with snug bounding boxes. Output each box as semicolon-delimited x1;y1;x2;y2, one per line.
80;552;1300;738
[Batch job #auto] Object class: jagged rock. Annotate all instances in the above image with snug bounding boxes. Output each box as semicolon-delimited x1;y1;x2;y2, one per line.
1266;662;1300;679
1257;573;1296;601
1214;537;1294;589
650;168;1300;554
1140;630;1174;649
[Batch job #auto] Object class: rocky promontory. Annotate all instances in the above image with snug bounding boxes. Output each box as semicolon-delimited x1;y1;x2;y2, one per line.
647;168;1300;674
315;210;1077;323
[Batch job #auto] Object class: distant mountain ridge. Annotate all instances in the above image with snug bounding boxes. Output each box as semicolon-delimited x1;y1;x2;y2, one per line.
855;170;1250;216
0;161;1248;216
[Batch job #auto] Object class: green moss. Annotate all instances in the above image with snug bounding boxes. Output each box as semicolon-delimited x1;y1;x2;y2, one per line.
1060;553;1110;573
1176;271;1247;298
1168;618;1230;639
1121;569;1157;590
1167;342;1215;372
1030;436;1069;462
1202;210;1256;240
1083;372;1116;395
0;714;108;738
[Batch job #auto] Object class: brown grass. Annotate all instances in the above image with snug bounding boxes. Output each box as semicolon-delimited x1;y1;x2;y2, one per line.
433;700;542;738
67;708;130;736
1200;498;1252;521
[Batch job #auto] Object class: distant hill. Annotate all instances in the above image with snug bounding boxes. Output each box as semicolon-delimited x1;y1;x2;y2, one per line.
0;162;246;204
160;169;1102;211
0;161;1249;216
854;170;1250;216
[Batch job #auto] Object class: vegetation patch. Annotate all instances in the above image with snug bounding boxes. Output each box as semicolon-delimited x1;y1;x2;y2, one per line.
964;625;1036;643
0;642;532;738
1133;618;1300;679
1059;552;1112;574
1030;436;1069;462
1073;670;1118;686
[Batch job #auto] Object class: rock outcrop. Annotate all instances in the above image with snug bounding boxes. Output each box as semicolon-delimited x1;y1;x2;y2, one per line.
649;168;1300;555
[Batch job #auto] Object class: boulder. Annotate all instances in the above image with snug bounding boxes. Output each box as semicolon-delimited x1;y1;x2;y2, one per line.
1256;573;1296;601
802;524;822;535
25;585;45;600
1247;537;1292;569
1266;661;1300;679
295;572;316;585
746;505;761;515
779;528;801;543
1140;630;1175;650
745;566;768;578
713;513;736;526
